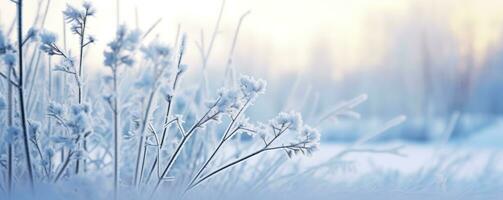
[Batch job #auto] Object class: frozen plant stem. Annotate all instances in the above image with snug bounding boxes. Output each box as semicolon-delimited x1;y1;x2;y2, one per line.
76;8;88;175
203;0;225;69
103;26;138;195
72;3;94;174
7;144;13;195
133;86;157;186
112;67;120;198
188;125;295;190
7;54;14;196
16;0;35;189
187;99;250;189
224;10;250;86
145;38;186;184
143;97;172;184
134;66;170;185
150;100;221;197
54;152;74;182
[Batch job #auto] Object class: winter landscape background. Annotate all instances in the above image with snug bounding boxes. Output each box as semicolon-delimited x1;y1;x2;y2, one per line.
0;0;503;199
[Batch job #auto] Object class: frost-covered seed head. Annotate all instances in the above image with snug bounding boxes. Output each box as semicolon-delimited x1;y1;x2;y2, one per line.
255;122;269;140
141;42;171;60
53;57;76;73
27;28;38;40
216;88;242;113
48;101;65;117
71;103;91;115
0;29;14;55
299;125;321;150
83;1;96;16
271;111;303;131
104;25;140;68
68;113;90;134
65;103;92;134
237;117;256;136
39;30;57;45
63;2;95;36
134;72;155;89
239;75;266;100
2;53;16;66
63;5;82;22
28;120;41;141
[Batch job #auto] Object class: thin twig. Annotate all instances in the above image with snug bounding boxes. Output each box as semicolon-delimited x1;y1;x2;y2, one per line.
16;0;35;189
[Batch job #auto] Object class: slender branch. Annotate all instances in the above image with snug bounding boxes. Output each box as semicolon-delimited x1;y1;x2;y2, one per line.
150;100;220;197
189;148;264;190
133;85;158;186
187;99;250;188
147;124;162;179
144;104;172;183
7;145;13;196
159;102;172;146
203;0;226;69
21;33;34;47
17;0;35;189
187;125;290;190
77;12;87;104
145;117;185;184
7;60;13;194
141;18;162;40
224;10;251;82
112;66;120;197
31;139;50;178
54;151;74;182
134;57;180;185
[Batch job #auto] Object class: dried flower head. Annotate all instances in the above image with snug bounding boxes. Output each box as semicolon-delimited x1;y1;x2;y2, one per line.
104;25;140;69
63;2;95;41
38;30;59;55
239;75;266;100
270;111;303;131
299;125;321;151
216;88;242;113
48;101;65;117
66;103;92;134
28;120;42;141
2;52;16;66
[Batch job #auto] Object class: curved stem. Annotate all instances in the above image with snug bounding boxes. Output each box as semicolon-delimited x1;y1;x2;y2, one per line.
189;148;265;190
188;125;290;190
187;99;250;188
54;152;73;182
150;100;220;197
133;85;159;186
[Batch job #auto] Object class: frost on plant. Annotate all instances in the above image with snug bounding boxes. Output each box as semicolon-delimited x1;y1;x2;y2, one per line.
0;1;437;200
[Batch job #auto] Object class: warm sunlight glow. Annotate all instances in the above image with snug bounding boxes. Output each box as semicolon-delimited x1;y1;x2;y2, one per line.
1;0;503;78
